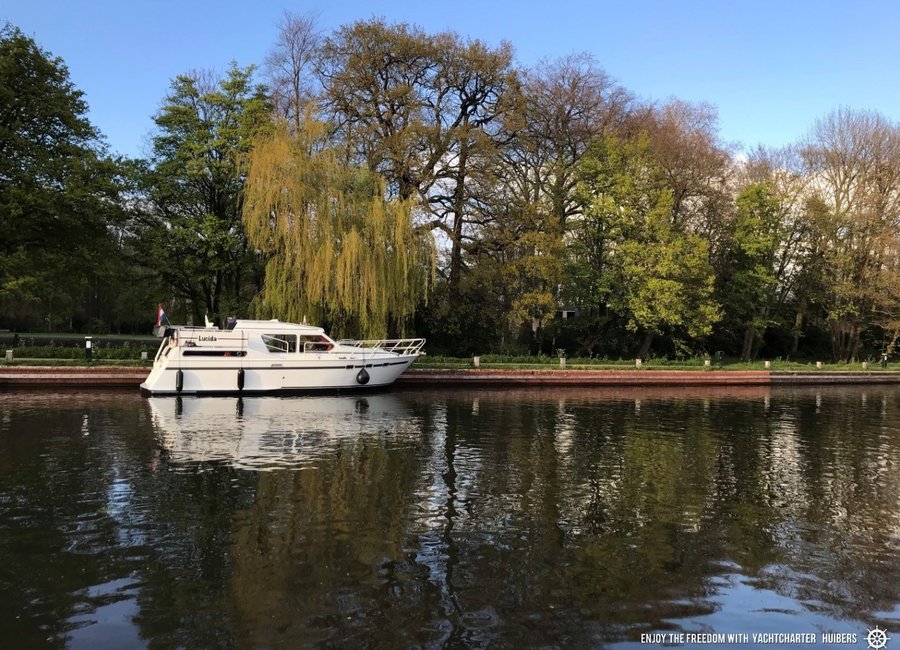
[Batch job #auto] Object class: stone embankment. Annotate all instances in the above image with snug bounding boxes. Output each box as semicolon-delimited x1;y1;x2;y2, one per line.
0;366;149;387
1;366;899;388
398;369;772;385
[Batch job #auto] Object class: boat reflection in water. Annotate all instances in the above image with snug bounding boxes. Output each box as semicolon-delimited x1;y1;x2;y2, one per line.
147;394;419;471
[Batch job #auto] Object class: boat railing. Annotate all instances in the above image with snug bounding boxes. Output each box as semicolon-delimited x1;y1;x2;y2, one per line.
337;338;426;356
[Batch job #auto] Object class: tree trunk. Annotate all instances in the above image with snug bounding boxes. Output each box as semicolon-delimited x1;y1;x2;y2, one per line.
741;327;755;362
849;323;860;362
829;321;840;362
448;139;469;293
637;331;654;359
790;305;806;356
830;319;858;363
449;217;463;293
753;305;771;361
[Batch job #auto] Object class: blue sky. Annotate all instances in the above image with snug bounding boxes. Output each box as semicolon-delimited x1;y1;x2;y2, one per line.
4;0;900;159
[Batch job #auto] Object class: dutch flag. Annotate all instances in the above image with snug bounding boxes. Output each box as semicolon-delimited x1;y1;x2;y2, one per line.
156;304;168;327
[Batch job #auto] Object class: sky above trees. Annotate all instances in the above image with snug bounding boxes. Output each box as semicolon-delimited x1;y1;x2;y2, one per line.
5;0;900;159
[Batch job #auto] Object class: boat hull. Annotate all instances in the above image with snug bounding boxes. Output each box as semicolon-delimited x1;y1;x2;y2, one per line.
140;356;417;396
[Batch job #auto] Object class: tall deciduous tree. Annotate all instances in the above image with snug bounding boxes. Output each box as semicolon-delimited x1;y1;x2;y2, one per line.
639;100;733;257
0;24;127;331
318;20;438;202
243;119;434;338
137;64;272;323
736;146;814;357
264;11;321;133
572;134;720;358
802;108;900;361
567;134;656;333
427;33;516;292
319;20;516;290
473;55;628;351
718;183;782;360
502;53;630;233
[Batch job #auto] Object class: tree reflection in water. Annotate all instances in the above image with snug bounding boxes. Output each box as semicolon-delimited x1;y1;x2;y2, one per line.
0;386;898;647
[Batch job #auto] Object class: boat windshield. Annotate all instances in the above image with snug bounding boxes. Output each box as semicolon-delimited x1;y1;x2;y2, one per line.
299;335;333;352
262;333;297;353
259;332;333;353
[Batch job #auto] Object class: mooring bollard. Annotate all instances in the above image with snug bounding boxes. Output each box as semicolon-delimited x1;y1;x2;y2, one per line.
862;361;868;370
473;356;480;368
635;358;642;369
816;361;823;369
141;351;148;361
765;360;771;369
704;359;711;368
4;350;12;362
560;357;566;369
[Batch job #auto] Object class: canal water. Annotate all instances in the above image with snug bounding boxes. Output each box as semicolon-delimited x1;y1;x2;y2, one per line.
1;386;898;648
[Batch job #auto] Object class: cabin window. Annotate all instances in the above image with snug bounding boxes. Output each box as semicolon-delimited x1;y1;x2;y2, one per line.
262;333;297;353
183;350;247;357
299;334;333;352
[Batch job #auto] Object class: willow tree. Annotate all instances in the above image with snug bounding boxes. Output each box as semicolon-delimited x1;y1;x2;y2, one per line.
243;119;434;338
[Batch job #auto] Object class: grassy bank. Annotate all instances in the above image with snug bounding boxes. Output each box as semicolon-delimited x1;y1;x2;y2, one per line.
416;354;892;372
0;358;153;367
2;342;157;366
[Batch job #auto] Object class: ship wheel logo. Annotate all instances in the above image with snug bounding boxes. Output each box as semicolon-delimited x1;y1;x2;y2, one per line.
867;626;891;650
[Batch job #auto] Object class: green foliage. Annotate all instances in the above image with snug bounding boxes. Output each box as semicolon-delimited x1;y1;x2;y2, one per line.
8;343;157;360
715;182;783;359
618;229;720;338
568;133;721;355
0;24;131;331
420;264;528;356
134;64;273;323
480;210;564;329
422;199;565;356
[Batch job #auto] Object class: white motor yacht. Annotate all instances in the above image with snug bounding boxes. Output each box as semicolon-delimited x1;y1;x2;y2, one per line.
140;318;425;395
